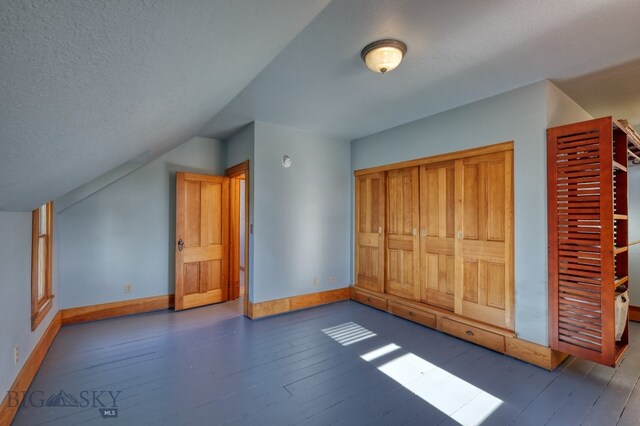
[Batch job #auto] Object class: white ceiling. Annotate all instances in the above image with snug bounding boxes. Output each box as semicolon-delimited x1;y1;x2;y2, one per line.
553;59;640;128
0;0;331;211
201;0;640;140
3;0;640;211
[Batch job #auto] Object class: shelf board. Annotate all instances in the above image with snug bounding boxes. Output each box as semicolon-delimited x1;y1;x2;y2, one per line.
615;118;640;153
615;276;629;288
614;246;628;255
614;214;628;220
613;160;628;172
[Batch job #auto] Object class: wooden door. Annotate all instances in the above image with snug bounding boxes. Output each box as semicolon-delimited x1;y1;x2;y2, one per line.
175;172;230;310
420;161;456;310
386;167;420;300
455;151;514;330
355;172;385;292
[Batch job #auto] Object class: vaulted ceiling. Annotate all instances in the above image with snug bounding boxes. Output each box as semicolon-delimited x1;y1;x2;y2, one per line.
2;0;640;211
0;0;331;210
202;0;640;140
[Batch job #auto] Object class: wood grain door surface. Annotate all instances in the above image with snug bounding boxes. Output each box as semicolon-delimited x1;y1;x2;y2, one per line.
386;167;420;301
454;151;514;330
355;172;386;292
420;161;456;310
175;172;230;310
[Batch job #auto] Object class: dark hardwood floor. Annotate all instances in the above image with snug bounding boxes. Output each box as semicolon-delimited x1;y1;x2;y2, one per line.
12;300;640;425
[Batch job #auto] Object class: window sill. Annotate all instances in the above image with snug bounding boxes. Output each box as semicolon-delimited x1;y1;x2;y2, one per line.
31;296;54;331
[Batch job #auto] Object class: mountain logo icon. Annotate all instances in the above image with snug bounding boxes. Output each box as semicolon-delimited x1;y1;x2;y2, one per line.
45;390;80;407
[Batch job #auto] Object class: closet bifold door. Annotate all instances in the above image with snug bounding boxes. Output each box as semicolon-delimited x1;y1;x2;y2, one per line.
386;166;420;300
548;117;625;367
454;150;514;330
355;172;386;292
420;161;456;310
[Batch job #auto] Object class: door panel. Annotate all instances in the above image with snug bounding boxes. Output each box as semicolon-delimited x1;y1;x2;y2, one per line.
185;181;201;246
420;161;456;310
387;167;420;300
355;172;385;292
455;151;514;330
175;172;229;310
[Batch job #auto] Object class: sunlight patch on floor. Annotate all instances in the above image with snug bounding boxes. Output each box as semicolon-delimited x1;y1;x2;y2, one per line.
360;343;401;361
350;337;503;425
322;322;376;346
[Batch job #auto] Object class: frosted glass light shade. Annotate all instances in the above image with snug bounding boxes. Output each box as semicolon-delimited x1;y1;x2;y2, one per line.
361;39;407;74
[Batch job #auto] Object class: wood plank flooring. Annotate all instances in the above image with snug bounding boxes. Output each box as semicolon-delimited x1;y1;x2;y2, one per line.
12;300;640;425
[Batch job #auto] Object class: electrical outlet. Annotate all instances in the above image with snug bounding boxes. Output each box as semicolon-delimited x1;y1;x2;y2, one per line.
124;284;133;294
313;278;319;287
14;346;19;365
329;276;336;284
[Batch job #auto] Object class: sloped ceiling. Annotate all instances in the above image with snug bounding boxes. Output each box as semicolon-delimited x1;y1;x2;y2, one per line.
0;0;331;211
201;0;640;140
553;59;640;129
3;0;640;211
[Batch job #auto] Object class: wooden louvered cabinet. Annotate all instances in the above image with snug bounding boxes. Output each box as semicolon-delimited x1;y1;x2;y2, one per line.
547;116;632;367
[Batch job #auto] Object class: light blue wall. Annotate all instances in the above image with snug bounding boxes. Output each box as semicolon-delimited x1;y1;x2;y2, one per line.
0;212;59;396
628;166;640;306
252;122;351;302
351;80;590;346
58;137;225;308
225;123;255;301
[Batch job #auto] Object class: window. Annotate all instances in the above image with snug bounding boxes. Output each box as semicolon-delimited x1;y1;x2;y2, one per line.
31;201;53;330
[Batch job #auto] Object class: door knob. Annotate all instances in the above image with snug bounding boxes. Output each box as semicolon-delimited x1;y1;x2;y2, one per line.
421;229;427;237
457;231;463;240
178;239;184;252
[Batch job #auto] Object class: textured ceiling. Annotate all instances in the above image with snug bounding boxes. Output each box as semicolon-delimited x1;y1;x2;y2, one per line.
554;59;640;129
4;0;640;211
201;0;640;140
0;0;331;211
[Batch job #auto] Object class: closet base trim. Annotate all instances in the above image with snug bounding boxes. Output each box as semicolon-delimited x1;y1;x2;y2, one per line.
352;286;567;370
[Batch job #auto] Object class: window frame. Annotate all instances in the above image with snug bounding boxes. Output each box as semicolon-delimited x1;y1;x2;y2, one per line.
31;201;53;331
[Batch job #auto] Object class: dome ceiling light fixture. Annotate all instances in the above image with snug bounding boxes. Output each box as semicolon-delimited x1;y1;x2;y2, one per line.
360;39;407;74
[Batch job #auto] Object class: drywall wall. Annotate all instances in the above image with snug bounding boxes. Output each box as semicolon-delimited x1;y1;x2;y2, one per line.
628;166;640;306
55;154;147;213
546;82;593;127
58;137;225;308
0;212;59;396
351;80;590;346
225;123;255;301
252;122;351;302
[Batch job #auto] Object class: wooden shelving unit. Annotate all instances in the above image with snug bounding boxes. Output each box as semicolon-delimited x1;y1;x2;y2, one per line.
547;116;630;367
